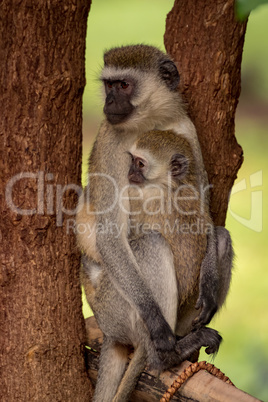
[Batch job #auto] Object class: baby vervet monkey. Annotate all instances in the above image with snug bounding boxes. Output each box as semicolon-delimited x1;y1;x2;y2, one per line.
127;129;233;336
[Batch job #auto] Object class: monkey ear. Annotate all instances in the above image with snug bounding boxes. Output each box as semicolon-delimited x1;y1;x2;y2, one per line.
170;153;188;178
159;60;180;91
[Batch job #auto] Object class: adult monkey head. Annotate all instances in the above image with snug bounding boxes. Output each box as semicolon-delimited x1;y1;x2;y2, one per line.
101;44;182;132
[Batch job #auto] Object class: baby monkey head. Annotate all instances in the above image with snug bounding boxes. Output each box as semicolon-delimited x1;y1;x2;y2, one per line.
128;130;195;188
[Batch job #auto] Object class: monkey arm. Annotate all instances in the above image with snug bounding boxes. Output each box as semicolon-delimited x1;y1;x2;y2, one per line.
96;229;177;354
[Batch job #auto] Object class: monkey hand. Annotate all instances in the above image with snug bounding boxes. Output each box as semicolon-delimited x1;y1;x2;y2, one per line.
193;292;218;328
175;327;222;362
151;327;222;372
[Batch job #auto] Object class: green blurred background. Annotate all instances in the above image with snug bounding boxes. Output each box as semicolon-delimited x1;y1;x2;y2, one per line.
82;1;268;400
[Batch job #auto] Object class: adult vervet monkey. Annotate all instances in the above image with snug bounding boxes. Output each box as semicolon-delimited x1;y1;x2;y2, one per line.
76;45;230;401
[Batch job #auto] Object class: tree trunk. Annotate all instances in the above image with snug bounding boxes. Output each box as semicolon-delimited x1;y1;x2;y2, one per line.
164;0;247;226
0;1;92;400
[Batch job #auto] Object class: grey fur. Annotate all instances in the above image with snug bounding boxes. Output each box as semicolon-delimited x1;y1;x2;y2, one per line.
76;45;233;401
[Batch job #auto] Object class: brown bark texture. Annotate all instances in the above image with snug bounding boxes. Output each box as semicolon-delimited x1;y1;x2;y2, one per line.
164;0;247;226
0;1;92;401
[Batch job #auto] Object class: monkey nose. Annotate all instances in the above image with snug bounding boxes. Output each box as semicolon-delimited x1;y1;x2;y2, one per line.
106;92;115;105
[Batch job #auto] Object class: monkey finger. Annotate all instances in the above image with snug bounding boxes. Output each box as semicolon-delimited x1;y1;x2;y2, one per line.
205;341;220;355
194;298;218;327
192;307;208;327
192;310;211;328
201;328;222;355
195;298;203;311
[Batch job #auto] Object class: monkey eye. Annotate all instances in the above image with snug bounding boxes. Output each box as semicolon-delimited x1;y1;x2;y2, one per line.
134;157;146;169
107;81;113;88
121;81;129;89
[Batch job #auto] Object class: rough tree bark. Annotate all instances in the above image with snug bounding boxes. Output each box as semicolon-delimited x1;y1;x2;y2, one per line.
0;1;92;400
165;0;247;226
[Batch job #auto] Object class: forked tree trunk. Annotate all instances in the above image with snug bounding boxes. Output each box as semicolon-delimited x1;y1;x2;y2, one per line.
165;0;247;226
0;1;92;400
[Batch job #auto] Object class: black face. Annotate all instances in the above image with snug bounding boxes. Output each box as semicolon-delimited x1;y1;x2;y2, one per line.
128;155;148;184
103;79;135;124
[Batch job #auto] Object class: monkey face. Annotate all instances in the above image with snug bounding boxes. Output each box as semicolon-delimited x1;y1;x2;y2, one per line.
100;45;181;129
103;79;136;124
128;154;148;184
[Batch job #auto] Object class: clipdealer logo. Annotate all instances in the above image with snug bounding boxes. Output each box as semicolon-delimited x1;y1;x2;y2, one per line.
228;170;263;232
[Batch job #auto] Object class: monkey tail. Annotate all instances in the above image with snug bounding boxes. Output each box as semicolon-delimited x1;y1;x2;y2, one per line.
113;343;147;402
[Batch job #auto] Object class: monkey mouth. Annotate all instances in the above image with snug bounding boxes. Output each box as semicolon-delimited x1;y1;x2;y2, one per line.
105;113;132;125
104;104;135;124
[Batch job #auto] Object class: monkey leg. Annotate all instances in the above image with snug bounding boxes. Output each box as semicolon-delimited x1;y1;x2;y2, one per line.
193;226;234;328
93;337;129;402
215;226;234;307
193;229;218;327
